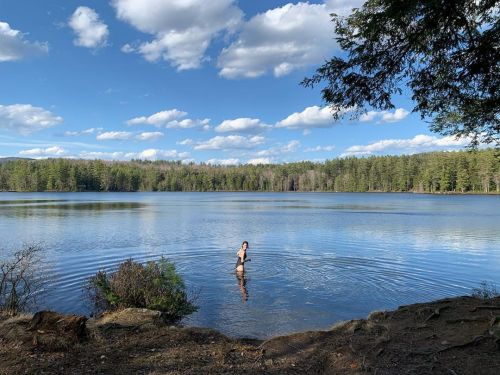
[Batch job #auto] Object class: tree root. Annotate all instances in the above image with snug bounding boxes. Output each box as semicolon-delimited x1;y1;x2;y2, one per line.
424;305;451;323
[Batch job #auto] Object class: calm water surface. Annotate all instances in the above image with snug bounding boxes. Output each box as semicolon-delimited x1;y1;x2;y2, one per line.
1;192;499;339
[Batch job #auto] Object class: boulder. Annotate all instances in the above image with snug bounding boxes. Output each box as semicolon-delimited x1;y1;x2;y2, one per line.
28;310;87;350
93;308;165;328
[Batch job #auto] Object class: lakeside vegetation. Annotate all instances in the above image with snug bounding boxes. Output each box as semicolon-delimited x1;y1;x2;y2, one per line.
0;149;498;193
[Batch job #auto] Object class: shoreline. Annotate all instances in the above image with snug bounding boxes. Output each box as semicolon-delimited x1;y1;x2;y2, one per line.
1;190;499;195
2;295;499;374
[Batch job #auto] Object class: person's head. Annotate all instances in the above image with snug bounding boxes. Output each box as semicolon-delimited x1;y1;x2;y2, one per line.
241;241;249;250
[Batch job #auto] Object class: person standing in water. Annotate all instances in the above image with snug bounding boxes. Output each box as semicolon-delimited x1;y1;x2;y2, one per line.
235;240;248;273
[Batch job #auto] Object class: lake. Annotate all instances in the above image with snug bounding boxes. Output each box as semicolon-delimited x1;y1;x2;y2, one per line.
1;192;499;339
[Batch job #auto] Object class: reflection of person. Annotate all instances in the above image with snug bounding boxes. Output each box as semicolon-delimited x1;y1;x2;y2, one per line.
235;240;249;273
236;272;248;302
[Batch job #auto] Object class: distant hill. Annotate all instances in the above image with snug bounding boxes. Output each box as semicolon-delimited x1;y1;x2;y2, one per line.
0;157;33;164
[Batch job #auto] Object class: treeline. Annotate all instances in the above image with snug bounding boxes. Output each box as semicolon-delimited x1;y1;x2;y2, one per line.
0;149;498;193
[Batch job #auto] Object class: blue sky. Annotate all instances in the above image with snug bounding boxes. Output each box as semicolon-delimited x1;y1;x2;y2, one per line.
0;0;471;165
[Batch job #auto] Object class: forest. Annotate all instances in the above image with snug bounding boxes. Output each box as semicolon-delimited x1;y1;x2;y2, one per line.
0;149;498;194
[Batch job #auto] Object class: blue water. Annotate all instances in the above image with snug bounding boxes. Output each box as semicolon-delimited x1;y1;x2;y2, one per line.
1;192;499;338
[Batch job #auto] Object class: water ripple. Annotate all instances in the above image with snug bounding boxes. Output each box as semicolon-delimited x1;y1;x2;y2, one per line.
1;192;499;338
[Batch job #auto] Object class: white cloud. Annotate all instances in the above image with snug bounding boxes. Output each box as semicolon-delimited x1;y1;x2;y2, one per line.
381;108;410;122
96;131;133;141
324;0;365;16
256;140;300;157
206;158;240;166
0;21;48;62
79;149;189;161
215;118;270;133
79;151;125;159
194;135;265;150
111;0;242;70
359;108;410;123
19;146;66;157
246;157;272;165
341;134;470;157
177;138;193;146
0;104;63;135
276;106;351;130
166;118;210;130
69;7;109;49
136;131;164;141
121;43;134;53
64;127;102;136
359;111;378;122
127;149;189;160
127;109;187;127
218;3;335;79
304;145;335;152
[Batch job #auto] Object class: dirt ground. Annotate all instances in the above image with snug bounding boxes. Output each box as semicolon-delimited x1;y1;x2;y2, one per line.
1;296;499;374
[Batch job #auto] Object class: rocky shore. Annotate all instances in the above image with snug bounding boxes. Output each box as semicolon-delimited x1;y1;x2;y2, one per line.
1;296;500;374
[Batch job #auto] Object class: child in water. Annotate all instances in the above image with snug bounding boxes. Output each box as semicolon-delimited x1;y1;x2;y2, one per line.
235;240;248;272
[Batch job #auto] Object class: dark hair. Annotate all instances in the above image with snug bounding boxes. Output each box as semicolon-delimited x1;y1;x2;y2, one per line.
241;241;249;247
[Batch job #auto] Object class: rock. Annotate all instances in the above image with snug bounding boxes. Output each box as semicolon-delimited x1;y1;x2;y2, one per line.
92;308;165;328
29;311;87;338
28;310;87;350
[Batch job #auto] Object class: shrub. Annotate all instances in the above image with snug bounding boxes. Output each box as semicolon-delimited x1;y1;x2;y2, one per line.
0;244;46;316
471;281;499;299
87;258;197;323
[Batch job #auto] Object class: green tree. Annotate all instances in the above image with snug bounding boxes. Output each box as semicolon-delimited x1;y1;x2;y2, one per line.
302;0;499;146
456;155;471;193
88;258;197;323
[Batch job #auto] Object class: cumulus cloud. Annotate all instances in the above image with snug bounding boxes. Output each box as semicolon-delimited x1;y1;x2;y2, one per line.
341;134;470;157
177;138;193;146
0;104;63;135
324;0;365;16
166;118;210;130
304;145;335;152
256;140;300;157
206;158;240;166
69;7;109;49
218;3;336;79
0;21;48;62
19;146;66;157
136;131;164;141
215;118;270;133
127;109;187;127
78;151;125;160
127;109;210;130
121;43;135;53
111;0;242;70
79;149;189;161
194;135;265;150
64;127;102;136
276;106;351;130
246;157;272;165
359;108;410;123
96;131;132;141
130;148;189;160
358;111;378;122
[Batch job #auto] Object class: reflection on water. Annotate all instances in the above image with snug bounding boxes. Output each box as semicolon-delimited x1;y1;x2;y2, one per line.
0;201;146;218
236;272;249;303
0;199;68;205
8;201;145;210
0;192;499;339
